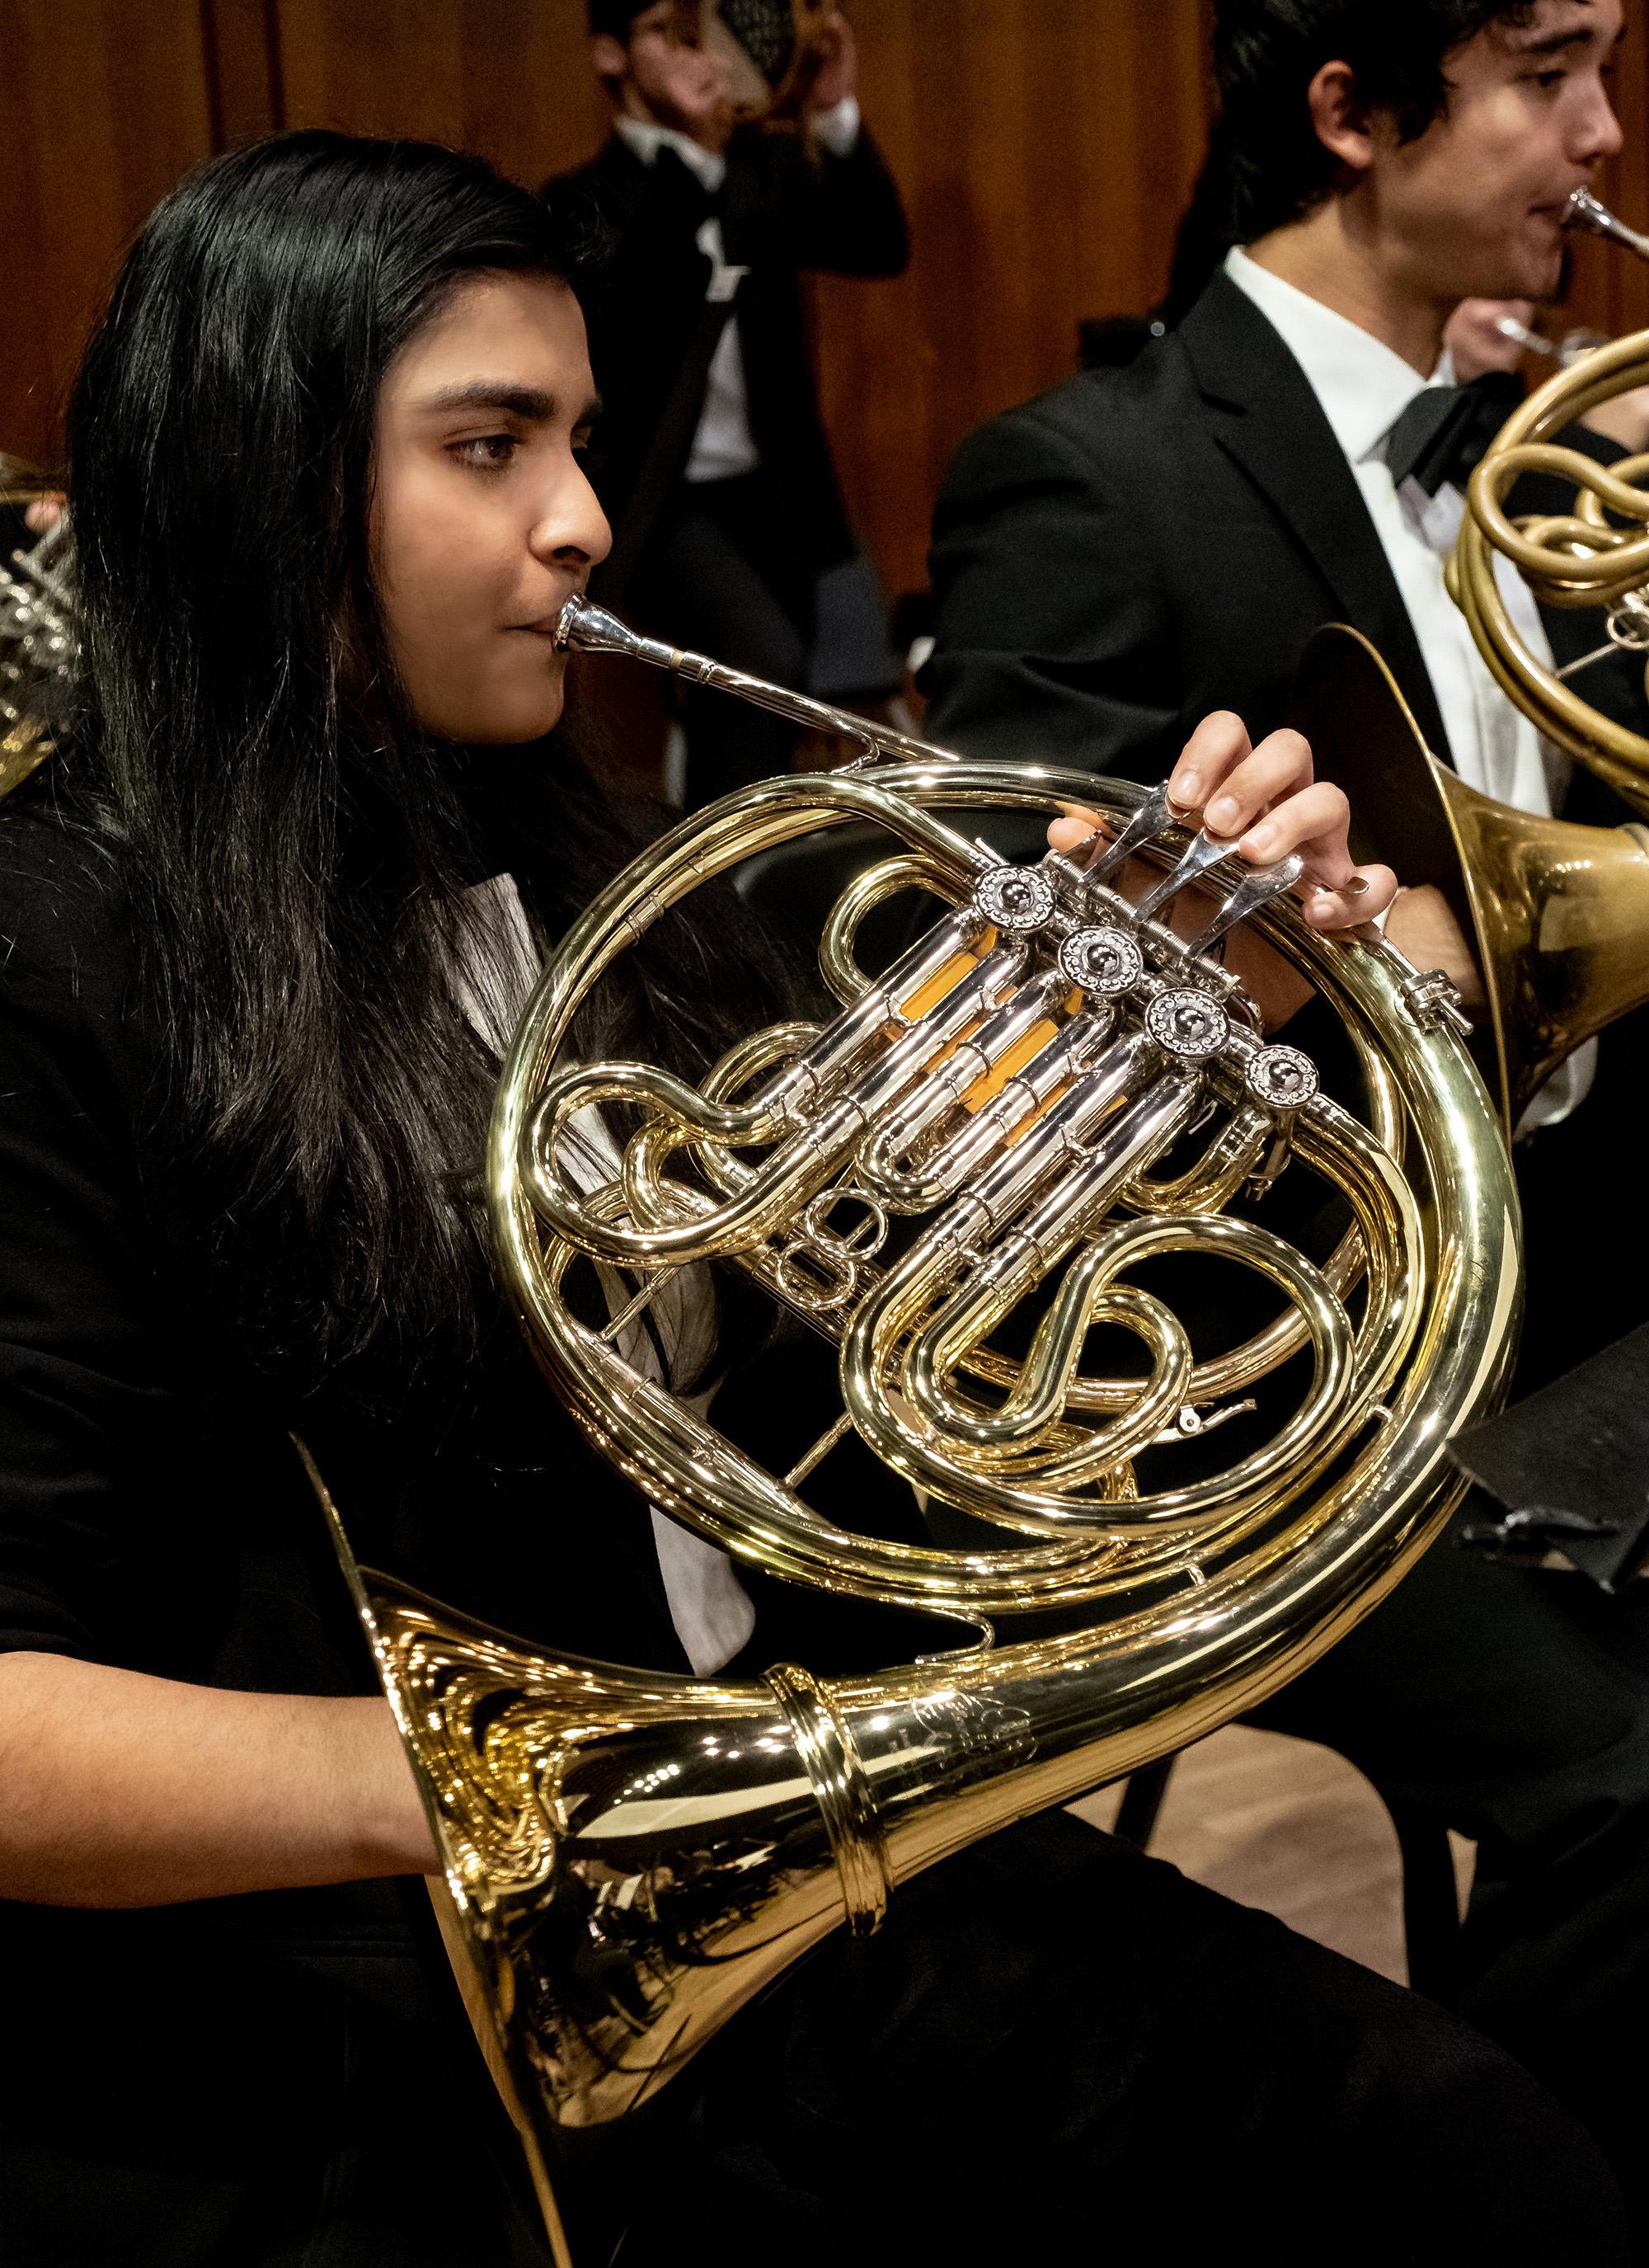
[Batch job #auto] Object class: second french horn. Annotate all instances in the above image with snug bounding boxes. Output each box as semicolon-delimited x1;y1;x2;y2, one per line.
0;464;70;797
1450;187;1649;798
1310;190;1649;1134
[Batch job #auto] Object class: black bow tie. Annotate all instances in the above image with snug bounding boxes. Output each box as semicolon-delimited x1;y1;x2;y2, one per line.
1384;370;1525;497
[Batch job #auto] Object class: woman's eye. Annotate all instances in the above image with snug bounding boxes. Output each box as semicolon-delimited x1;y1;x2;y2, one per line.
452;434;519;470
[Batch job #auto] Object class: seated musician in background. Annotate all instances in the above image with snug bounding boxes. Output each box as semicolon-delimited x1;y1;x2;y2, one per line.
0;126;1626;2268
1445;289;1649;449
925;0;1649;2236
0;459;63;558
545;0;908;807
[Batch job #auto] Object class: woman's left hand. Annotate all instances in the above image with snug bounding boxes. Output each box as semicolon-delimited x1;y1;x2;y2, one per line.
1049;711;1398;931
1047;712;1401;1028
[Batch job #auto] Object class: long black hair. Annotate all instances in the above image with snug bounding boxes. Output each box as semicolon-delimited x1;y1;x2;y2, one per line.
48;130;783;1384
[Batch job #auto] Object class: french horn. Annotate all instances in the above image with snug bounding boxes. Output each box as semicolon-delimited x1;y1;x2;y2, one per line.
1451;187;1649;800
0;467;71;798
1308;190;1649;1134
308;597;1520;2266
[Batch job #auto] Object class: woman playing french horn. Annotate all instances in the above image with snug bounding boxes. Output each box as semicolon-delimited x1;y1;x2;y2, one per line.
0;132;1623;2267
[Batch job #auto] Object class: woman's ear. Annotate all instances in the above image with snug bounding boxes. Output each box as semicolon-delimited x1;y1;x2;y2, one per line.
1307;58;1375;176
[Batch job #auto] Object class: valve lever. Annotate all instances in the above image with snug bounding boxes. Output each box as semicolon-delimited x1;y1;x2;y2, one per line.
1079;781;1179;883
1186;852;1306;959
1133;829;1242;927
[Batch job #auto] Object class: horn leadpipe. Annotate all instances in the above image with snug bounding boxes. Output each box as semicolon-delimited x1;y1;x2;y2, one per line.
555;592;956;769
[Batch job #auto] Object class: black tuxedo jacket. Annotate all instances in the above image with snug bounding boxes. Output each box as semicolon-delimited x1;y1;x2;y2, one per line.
546;125;908;576
925;269;1645;808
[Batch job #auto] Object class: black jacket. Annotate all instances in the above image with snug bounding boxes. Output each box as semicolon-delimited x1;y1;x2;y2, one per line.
0;811;698;2265
924;269;1646;803
0;801;946;2263
547;124;908;582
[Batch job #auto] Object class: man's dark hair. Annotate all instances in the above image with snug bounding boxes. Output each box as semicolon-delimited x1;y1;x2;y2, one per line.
1211;0;1539;245
587;1;651;40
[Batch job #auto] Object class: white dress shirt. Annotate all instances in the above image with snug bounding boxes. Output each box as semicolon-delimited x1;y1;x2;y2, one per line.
453;873;757;1676
1224;247;1590;1127
616;98;862;485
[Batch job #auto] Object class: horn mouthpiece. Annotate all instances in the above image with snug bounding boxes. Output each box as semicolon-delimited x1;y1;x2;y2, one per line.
1563;188;1649;262
553;593;637;655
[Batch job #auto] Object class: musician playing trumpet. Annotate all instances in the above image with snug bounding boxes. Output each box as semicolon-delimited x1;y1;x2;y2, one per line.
546;2;909;809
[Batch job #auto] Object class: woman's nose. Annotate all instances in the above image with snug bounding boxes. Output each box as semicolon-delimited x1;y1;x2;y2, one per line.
530;468;613;570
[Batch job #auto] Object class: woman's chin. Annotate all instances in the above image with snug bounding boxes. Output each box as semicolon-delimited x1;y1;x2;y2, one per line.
441;692;567;746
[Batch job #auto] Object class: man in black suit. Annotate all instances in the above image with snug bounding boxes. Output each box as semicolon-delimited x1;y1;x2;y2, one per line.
547;2;908;805
926;0;1649;2239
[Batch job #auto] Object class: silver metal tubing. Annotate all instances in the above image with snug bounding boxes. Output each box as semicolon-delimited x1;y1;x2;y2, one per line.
1565;186;1649;262
556;592;957;769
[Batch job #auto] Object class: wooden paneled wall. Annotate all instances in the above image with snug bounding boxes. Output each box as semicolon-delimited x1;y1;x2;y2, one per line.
807;0;1220;592
6;0;1649;600
3;3;218;478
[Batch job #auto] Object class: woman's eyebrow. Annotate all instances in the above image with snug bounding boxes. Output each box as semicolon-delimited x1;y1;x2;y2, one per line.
416;381;558;421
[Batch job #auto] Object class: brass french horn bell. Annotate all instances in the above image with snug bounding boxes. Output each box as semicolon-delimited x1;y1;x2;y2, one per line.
1294;623;1649;1134
1308;189;1649;1137
309;598;1520;2266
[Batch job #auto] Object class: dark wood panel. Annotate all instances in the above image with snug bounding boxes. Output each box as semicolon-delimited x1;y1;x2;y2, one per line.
1595;0;1649;338
200;0;285;149
254;0;1221;598
274;0;608;190
810;0;1216;596
0;1;218;471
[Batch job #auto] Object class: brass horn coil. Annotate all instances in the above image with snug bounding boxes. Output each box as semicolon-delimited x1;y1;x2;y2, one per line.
0;472;70;798
307;600;1520;2264
1393;187;1649;1132
1451;188;1649;808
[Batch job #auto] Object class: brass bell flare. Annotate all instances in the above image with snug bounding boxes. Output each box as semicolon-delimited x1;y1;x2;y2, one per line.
1295;623;1649;1134
0;534;1529;2262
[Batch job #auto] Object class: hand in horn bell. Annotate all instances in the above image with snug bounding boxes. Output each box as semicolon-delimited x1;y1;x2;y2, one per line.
1048;713;1399;1029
